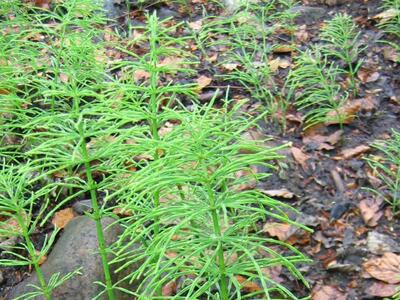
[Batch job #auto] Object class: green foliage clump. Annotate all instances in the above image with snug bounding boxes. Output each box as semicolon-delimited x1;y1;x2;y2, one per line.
320;13;364;91
287;48;348;129
365;130;400;212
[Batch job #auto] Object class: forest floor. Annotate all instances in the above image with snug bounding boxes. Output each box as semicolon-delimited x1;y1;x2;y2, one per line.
1;0;400;299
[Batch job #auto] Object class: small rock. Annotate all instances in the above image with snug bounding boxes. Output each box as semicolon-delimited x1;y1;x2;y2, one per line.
367;231;400;255
155;7;179;20
289;6;326;25
6;216;139;300
72;200;93;215
330;202;351;220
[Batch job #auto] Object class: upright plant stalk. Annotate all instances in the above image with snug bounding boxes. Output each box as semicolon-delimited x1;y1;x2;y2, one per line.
16;210;52;300
206;183;228;300
78;120;115;300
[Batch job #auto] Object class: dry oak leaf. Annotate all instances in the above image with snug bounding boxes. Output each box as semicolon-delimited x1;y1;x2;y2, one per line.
365;281;398;297
196;75;212;91
363;253;400;284
359;198;383;227
338;145;370;160
311;285;347;300
261;189;295;199
291;146;310;171
51;207;75;229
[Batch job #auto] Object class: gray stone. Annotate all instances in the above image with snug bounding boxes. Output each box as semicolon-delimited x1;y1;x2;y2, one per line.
6;216;139;300
289;5;326;25
72;200;93;215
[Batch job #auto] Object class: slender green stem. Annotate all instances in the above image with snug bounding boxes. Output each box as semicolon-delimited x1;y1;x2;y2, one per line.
16;209;51;300
206;185;229;300
78;121;115;300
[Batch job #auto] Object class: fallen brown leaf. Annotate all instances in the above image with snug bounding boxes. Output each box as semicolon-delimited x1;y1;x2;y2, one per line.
373;9;400;23
51;208;75;229
196;75;212;91
263;222;294;241
339;145;370;160
359;198;383;227
59;73;69;83
268;57;291;72
357;68;380;83
291;147;310;171
272;45;294;53
363;253;400;284
133;69;150;82
303;130;343;150
311;285;347;300
162;280;177;296
188;19;202;31
235;275;262;293
222;63;239;71
365;281;398;297
261;189;295;199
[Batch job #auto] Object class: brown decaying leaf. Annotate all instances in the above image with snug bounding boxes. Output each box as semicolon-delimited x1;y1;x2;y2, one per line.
59;73;69;83
291;147;310;171
373;9;400;23
235;275;262;293
222;63;239;71
261;189;295;199
303;130;343;150
196;75;212;91
363;253;400;284
263;223;293;241
268;57;291;72
357;68;380;83
162;280;177;296
311;285;347;300
365;281;398;297
383;46;399;62
133;69;150;82
338;145;370;160
188;19;202;31
51;208;75;229
359;198;383;227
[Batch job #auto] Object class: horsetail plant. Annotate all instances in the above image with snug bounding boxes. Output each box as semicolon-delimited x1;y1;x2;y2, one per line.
320;13;364;94
377;0;400;62
0;164;81;300
287;48;348;129
110;100;311;299
364;130;400;212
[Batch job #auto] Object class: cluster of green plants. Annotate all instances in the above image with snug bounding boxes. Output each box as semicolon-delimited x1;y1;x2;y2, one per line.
364;130;400;213
196;0;298;115
287;13;363;129
0;1;310;299
378;0;400;62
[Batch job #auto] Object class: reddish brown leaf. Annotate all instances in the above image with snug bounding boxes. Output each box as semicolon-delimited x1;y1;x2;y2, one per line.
311;285;347;300
365;281;398;297
303;130;343;150
162;280;177;296
51;208;75;229
235;275;262;293
359;198;383;227
263;223;294;241
363;253;400;284
133;69;150;82
357;68;380;83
